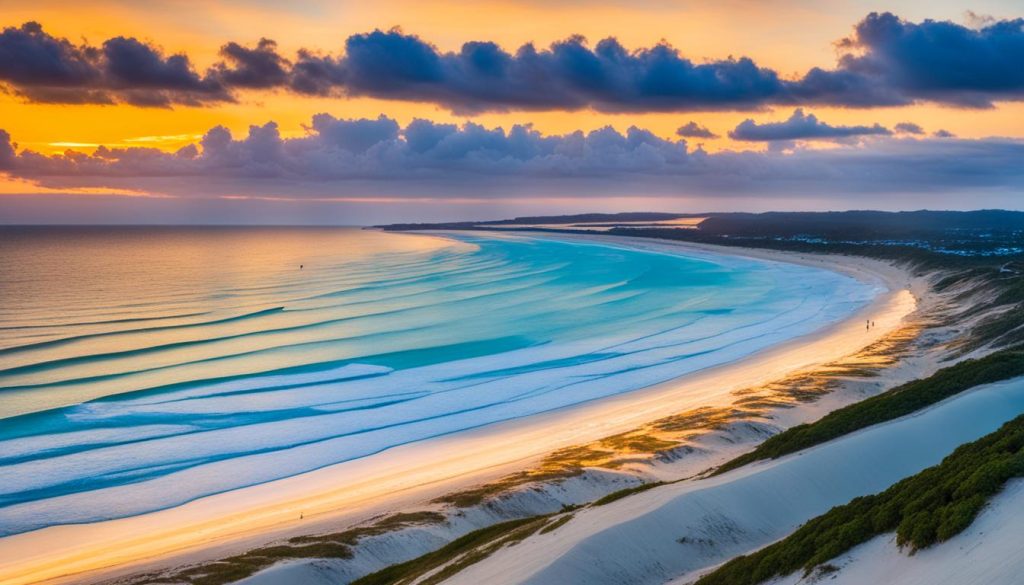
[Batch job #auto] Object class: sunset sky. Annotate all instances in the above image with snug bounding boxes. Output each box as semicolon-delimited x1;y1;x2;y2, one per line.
1;0;1022;224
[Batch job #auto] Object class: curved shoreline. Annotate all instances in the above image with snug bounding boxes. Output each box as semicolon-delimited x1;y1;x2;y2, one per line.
0;234;919;585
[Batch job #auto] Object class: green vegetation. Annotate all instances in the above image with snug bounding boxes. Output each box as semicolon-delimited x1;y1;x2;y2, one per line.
598;432;678;452
697;413;1024;585
715;347;1024;475
958;303;1024;353
351;515;558;585
287;511;445;545
591;481;665;506
162;542;353;585
538;513;574;534
607;225;1021;272
136;511;446;585
432;445;604;508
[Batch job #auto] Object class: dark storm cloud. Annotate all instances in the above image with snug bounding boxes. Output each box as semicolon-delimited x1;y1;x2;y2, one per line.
784;66;911;107
0;129;16;168
2;12;1023;111
675;122;718;139
0;22;98;85
729;109;891;142
270;16;1024;112
213;38;291;89
828;12;1024;108
0;22;229;106
101;37;228;106
266;14;1024;112
286;30;785;113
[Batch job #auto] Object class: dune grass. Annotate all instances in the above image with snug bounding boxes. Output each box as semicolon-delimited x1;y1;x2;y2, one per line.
538;513;575;534
135;512;446;585
590;481;666;507
714;347;1024;476
696;412;1024;585
351;515;558;585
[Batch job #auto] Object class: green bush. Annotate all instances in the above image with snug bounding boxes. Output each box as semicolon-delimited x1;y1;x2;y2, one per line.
715;348;1024;475
697;414;1024;585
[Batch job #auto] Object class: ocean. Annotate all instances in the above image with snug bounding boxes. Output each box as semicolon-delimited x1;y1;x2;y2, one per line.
0;227;875;535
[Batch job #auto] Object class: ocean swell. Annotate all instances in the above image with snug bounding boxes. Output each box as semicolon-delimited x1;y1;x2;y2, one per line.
0;229;877;536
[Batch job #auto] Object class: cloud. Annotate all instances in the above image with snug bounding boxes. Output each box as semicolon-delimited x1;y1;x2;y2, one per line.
101;36;227;106
286;30;786;113
0;22;229;106
3;13;1024;111
0;129;16;168
804;12;1024;108
934;129;956;138
276;16;1024;112
964;11;998;29
214;38;291;89
1;114;1021;208
729;109;891;142
0;21;97;85
0;115;691;191
307;113;401;153
676;122;718;139
894;122;925;134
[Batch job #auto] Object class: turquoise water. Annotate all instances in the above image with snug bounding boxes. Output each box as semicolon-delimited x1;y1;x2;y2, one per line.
0;227;874;536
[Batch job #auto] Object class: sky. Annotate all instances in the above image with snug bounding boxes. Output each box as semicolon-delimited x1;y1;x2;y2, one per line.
0;0;1022;224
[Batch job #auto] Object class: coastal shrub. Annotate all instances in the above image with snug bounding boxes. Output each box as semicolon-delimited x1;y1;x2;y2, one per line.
158;542;354;585
538;513;574;534
590;481;665;506
963;306;1024;351
141;511;445;585
696;414;1024;585
352;516;549;585
714;347;1024;475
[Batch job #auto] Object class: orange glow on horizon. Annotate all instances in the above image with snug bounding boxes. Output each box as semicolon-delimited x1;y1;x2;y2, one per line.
0;177;165;197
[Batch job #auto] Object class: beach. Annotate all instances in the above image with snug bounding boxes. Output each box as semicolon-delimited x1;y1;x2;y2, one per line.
7;2;1022;582
0;233;921;585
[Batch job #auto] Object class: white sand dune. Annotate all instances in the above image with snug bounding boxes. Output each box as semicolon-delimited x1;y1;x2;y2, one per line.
766;478;1024;585
445;377;1024;585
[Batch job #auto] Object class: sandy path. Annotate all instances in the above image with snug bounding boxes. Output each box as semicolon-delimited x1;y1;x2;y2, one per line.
0;234;919;585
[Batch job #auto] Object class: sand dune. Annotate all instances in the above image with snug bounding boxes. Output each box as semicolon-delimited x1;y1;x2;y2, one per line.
765;478;1024;585
445;377;1024;585
0;236;916;585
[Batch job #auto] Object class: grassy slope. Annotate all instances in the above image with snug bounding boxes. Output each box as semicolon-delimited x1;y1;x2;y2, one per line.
351;515;564;585
136;512;446;585
714;347;1024;476
696;412;1024;585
